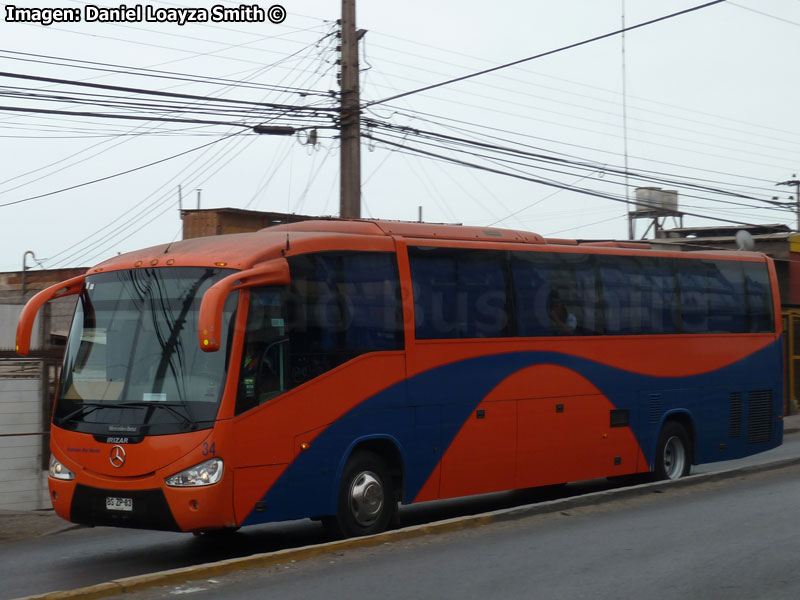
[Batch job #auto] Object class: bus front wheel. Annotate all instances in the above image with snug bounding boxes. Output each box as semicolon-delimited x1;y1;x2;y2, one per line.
654;422;691;480
326;450;396;539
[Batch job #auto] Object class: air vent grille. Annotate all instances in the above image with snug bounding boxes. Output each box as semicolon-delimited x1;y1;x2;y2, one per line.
729;392;742;438
747;390;773;444
649;394;662;423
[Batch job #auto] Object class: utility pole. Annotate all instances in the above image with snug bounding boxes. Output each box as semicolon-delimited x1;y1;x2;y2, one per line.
339;0;361;218
777;176;800;231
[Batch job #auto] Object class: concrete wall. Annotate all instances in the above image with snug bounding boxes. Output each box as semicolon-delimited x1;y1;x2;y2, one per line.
0;268;85;512
0;362;49;511
0;296;79;352
0;304;41;352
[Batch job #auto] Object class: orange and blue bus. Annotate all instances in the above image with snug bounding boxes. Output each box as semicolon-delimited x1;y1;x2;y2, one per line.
16;220;783;537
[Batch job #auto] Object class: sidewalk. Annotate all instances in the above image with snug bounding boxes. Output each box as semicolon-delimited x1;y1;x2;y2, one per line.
0;508;76;543
3;413;800;545
785;412;800;434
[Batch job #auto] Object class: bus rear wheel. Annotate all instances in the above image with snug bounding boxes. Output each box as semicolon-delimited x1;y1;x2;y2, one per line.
326;450;396;539
654;422;691;480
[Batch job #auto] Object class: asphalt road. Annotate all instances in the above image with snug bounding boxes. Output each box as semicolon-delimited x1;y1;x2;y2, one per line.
5;435;800;600
127;462;800;600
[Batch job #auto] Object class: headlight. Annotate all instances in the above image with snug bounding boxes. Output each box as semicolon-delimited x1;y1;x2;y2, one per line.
49;455;74;481
165;458;223;487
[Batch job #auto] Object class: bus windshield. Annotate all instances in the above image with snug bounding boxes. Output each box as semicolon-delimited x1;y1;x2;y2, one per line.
55;267;237;435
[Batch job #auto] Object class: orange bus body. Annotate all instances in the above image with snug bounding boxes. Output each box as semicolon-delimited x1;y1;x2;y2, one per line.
19;220;783;535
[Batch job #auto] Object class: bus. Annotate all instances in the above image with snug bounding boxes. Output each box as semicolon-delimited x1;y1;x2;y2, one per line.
16;219;783;538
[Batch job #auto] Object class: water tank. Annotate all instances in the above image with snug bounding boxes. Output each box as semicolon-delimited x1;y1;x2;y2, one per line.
634;187;678;214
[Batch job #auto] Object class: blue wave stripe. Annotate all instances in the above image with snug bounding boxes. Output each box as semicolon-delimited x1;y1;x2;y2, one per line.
243;340;782;526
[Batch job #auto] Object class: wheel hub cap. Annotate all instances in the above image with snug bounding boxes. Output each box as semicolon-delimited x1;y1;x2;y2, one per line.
663;435;686;479
349;471;384;527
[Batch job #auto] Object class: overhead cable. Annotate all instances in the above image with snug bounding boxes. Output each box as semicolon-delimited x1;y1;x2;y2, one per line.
365;0;727;107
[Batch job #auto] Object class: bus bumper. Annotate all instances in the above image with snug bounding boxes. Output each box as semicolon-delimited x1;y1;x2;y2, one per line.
48;470;236;533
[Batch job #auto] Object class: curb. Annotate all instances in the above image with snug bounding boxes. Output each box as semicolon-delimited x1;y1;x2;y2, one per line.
14;455;800;600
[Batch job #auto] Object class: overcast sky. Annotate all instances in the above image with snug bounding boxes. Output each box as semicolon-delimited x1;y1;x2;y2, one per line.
1;0;799;272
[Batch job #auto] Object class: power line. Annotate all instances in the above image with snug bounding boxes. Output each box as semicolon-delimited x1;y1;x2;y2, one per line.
0;87;334;125
365;0;727;107
0;29;337;200
365;31;798;147
728;1;800;27
40;30;339;266
375;127;785;219
8;13;326;66
545;214;624;237
488;171;603;227
44;135;249;267
0;49;333;99
365;119;789;213
75;136;262;266
0;104;254;128
0;71;337;114
425;138;791;220
367;52;800;155
364;79;798;173
374;104;786;193
0;131;245;209
363;132;770;229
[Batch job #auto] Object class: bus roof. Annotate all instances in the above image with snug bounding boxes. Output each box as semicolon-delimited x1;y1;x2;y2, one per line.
88;219;768;274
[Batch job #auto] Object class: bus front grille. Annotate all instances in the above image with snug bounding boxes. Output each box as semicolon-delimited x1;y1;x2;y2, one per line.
70;485;181;531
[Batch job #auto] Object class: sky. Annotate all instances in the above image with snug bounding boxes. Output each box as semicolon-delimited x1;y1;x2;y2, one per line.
1;0;799;272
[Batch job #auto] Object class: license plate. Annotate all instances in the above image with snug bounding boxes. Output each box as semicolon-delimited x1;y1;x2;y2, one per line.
106;497;133;512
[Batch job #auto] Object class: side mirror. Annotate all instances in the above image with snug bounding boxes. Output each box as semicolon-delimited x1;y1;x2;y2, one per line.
198;259;290;352
16;274;86;356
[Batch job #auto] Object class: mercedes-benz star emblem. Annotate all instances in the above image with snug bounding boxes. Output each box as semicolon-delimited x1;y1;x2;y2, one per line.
109;445;126;468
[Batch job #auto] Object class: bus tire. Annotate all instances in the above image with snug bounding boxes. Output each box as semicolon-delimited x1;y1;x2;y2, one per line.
327;450;396;539
654;421;691;480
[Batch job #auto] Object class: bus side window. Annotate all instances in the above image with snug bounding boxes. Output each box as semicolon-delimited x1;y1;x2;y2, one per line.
235;288;286;415
340;253;404;350
678;263;711;334
599;256;680;335
511;252;551;337
642;259;680;334
458;252;508;338
286;252;403;388
743;262;774;333
409;248;508;339
410;251;459;339
706;261;746;333
548;253;598;336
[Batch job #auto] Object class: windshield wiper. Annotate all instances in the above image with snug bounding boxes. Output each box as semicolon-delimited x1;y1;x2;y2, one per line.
115;401;197;430
55;402;108;425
